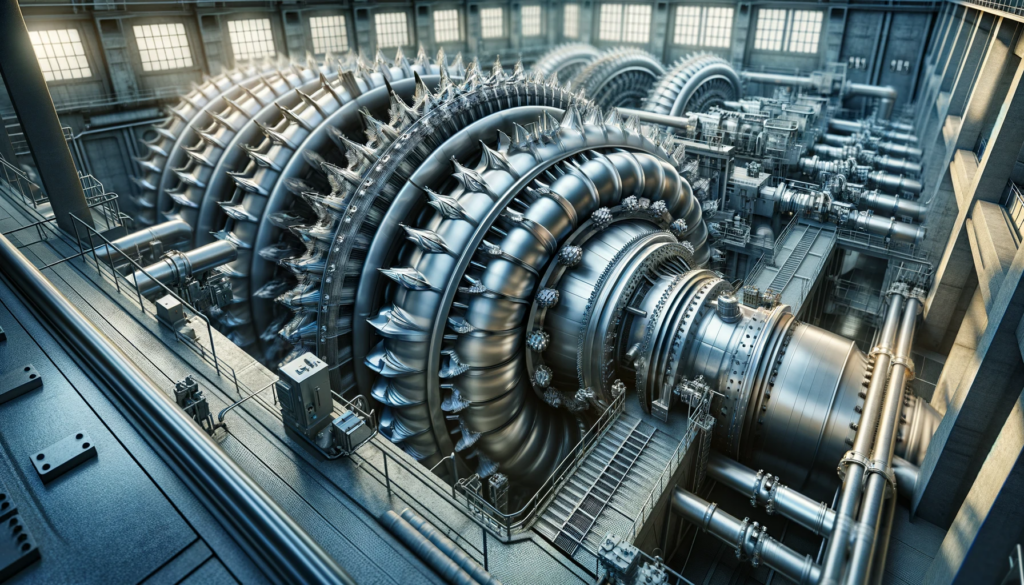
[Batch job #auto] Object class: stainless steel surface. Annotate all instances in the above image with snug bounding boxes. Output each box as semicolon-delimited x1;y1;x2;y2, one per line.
532;43;602;84
672;488;821;585
0;231;354;585
707;453;836;536
820;291;905;585
92;219;192;265
845;295;920;585
130;239;238;296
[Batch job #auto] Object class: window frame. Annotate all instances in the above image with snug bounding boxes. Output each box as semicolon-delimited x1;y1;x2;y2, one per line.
226;17;278;64
27;26;94;84
563;3;580;39
480;6;506;39
131;22;196;73
432;8;463;44
307;14;350;56
521;5;543;38
598;3;651;44
753;8;823;55
374;11;412;49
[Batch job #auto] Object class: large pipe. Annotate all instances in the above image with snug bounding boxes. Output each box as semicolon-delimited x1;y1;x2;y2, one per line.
740;71;816;89
131;239;237;296
810;144;922;177
379;511;479;585
672;488;821;585
867;170;923;195
844;83;897;120
616;107;691;131
92;219;192;265
707;453;836;536
877;141;923;161
858;190;926;221
845;296;920;585
827;119;917;144
398;509;501;585
819;292;905;585
0;232;353;584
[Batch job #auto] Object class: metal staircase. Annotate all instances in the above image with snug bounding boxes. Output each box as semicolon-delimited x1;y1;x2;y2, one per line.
534;415;677;562
767;225;822;293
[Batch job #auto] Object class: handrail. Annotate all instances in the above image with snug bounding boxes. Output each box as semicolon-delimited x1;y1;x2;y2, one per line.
0;228;354;585
454;391;628;540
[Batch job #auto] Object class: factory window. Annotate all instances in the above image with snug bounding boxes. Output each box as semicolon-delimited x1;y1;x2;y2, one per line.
133;24;193;72
521;5;543;37
787;10;823;54
309;16;349;55
481;7;505;39
375;12;410;48
599;4;651;43
433;9;462;43
564;4;579;38
753;8;786;51
29;29;92;82
227;19;276;62
672;6;700;46
704;7;734;48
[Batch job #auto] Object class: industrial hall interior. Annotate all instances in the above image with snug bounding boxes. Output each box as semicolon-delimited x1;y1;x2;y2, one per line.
2;0;1024;581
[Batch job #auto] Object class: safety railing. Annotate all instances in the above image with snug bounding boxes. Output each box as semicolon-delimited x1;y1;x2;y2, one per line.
625;408;707;545
960;0;1024;18
449;391;627;541
66;214;252;399
836;227;927;260
0;154;46;208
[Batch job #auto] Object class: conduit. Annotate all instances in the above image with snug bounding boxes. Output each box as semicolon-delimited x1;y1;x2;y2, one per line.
0;232;353;584
380;510;500;585
707;453;836;537
399;508;501;585
672;488;821;585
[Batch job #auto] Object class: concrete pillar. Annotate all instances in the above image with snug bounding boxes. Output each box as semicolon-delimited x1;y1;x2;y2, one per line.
947;12;995;116
957;19;1020;152
94;17;141;99
0;0;92;233
731;3;753;68
923;385;1024;584
824;7;847;65
0;116;17;163
914;239;1024;527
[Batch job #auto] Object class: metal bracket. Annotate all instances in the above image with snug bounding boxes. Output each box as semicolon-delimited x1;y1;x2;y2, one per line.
838;449;869;480
31;431;97;484
0;365;42;406
1;510;40;581
866;458;897;490
891;355;916;381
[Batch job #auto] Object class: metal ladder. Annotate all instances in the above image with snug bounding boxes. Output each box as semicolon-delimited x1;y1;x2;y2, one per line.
767;225;821;293
552;419;656;555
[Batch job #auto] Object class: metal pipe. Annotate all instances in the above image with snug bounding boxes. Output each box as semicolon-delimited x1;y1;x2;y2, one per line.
131;239;237;296
398;508;501;585
616;107;692;131
93;219;193;265
892;456;919;499
858;191;926;220
873;155;922;177
867;170;923;195
850;211;926;244
877;141;923;161
379;511;480;585
819;292;905;585
0;231;353;584
707;453;836;536
845;295;920;585
740;71;816;88
844;83;898;119
672;488;821;585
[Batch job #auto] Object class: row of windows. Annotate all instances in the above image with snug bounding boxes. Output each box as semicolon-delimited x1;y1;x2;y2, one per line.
28;5;823;82
754;9;823;54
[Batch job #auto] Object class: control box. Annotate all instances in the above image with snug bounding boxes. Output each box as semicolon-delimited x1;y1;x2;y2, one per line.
277;353;334;439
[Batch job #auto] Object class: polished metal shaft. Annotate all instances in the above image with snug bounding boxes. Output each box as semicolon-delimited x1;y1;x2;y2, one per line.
820;292;905;585
707;453;836;537
673;488;821;585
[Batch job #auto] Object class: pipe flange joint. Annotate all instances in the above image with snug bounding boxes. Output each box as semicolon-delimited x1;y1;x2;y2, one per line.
891;355;916;381
838;449;869;480
735;517;750;561
701;502;718;532
868;344;893;361
866;458;897;492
